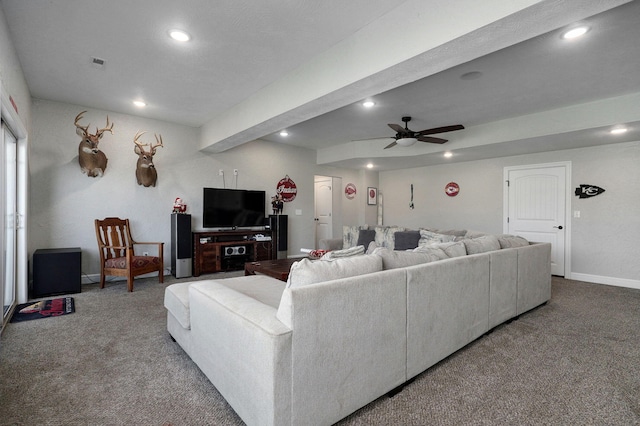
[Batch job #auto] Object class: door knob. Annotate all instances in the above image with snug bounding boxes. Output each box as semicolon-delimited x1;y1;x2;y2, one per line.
553;225;563;230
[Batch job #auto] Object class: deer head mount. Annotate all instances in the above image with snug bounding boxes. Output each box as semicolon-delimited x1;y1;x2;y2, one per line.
74;111;114;177
133;131;164;187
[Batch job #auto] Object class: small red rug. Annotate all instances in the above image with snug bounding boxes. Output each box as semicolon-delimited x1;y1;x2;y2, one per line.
10;297;75;323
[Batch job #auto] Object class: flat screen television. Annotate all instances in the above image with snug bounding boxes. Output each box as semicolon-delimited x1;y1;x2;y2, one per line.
203;188;266;229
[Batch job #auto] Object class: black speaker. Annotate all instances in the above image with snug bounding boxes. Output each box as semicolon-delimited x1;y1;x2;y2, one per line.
32;247;81;298
269;215;288;259
171;214;192;278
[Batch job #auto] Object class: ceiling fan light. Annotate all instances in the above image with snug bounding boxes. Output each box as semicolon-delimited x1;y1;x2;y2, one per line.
396;137;417;147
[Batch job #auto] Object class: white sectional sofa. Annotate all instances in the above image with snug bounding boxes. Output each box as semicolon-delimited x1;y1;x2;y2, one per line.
164;233;551;426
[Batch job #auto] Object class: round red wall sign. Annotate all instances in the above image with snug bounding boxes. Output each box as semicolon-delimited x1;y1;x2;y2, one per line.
345;183;357;199
445;182;460;197
277;175;297;202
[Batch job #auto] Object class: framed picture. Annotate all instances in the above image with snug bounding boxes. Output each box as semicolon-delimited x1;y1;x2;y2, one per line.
367;187;378;205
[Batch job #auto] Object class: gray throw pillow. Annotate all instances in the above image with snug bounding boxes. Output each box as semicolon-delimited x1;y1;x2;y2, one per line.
394;230;421;251
356;229;376;248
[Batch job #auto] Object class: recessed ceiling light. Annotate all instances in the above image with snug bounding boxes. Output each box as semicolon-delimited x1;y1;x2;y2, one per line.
169;29;191;42
279;130;289;137
133;100;146;107
562;26;589;40
362;100;375;108
444;151;453;158
610;127;628;135
366;163;374;169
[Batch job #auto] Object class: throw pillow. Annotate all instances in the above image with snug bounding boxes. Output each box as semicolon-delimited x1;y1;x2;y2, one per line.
374;226;405;250
497;234;530;248
394;230;421;251
435;229;468;237
418;229;456;247
462;235;501;254
413;241;467;258
286;254;383;288
356;229;376;248
343;225;368;249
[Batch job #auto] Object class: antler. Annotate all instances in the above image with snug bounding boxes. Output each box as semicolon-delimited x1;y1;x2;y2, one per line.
95;115;114;137
75;110;114;137
74;111;89;135
150;134;164;153
133;130;149;151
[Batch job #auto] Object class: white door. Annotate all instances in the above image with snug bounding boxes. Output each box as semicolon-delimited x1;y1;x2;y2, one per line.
314;176;333;248
505;163;570;276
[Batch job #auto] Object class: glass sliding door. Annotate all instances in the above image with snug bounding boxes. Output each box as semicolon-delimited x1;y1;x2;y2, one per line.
2;121;17;323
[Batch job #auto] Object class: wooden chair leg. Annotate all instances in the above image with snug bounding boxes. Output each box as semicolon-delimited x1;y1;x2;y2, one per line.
100;270;106;289
127;273;134;292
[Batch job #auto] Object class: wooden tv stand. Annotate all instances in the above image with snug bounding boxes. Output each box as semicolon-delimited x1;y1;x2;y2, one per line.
192;230;274;276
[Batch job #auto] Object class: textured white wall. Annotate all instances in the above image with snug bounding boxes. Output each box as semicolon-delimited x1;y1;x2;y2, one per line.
380;141;640;284
0;6;31;128
29;99;367;278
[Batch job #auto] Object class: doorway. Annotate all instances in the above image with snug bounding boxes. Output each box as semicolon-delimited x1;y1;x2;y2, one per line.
504;162;571;277
314;176;342;249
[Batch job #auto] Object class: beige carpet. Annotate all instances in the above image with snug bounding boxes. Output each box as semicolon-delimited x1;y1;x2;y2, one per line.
1;275;639;425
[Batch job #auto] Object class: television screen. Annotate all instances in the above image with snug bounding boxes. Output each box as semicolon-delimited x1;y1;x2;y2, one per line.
203;188;266;229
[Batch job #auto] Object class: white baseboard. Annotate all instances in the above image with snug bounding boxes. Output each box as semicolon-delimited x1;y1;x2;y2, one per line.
569;273;640;291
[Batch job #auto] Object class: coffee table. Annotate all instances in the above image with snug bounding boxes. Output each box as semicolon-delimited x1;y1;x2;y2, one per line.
244;258;301;281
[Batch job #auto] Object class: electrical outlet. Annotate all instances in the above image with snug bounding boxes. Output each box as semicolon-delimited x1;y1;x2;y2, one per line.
143;251;149;256
219;169;224;176
233;169;238;175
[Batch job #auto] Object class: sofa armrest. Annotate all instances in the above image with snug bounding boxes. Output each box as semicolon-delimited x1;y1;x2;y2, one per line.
188;281;292;426
318;238;342;251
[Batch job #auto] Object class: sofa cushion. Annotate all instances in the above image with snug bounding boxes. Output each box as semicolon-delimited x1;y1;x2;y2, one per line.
343;225;368;249
497;234;530;248
164;282;193;329
463;230;489;239
287;255;383;288
374;226;405;250
320;245;365;260
215;275;287;308
463;234;501;254
356;229;376;248
372;247;437;270
394;230;421;251
417;230;456;247
413;241;467;259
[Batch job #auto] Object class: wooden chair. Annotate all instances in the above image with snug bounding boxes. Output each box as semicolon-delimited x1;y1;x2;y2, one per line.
94;217;164;292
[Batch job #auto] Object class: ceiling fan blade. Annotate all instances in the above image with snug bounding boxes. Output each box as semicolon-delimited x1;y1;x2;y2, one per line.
388;123;406;133
417;124;465;136
351;136;387;142
384;141;398;149
417;136;448;144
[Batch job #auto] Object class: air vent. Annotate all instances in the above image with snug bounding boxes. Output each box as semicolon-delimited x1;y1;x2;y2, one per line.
91;57;105;68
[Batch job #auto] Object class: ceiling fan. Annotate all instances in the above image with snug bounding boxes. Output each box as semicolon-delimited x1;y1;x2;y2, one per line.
383;116;464;149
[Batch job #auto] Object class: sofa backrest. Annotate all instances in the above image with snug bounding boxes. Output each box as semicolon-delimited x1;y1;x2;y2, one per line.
278;268;408;425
